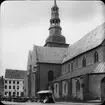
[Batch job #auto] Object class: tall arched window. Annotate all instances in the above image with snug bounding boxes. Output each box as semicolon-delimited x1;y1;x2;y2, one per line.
82;57;86;67
68;64;70;72
48;70;54;82
94;52;98;63
64;82;66;93
55;84;58;93
76;80;80;92
71;62;73;70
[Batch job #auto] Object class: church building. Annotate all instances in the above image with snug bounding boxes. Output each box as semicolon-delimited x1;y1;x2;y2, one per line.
25;0;105;102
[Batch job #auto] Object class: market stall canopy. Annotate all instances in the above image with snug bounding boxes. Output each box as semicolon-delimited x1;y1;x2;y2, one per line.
37;90;52;94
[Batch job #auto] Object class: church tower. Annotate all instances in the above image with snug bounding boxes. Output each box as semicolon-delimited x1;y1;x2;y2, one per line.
44;0;69;47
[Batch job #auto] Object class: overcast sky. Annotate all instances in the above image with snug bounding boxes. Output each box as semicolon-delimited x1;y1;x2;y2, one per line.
0;0;105;76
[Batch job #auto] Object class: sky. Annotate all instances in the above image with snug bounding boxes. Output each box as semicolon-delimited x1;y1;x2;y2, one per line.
0;0;105;76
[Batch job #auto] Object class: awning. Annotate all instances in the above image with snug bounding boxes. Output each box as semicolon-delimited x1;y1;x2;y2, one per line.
37;90;52;94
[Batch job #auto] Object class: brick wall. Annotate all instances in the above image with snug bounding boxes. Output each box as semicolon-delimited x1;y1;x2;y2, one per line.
39;63;61;90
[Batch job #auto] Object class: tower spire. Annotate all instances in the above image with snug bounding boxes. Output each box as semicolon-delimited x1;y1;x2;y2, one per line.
54;0;57;6
44;0;69;47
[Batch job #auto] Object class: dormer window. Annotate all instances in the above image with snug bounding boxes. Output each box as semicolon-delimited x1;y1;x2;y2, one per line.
94;52;98;63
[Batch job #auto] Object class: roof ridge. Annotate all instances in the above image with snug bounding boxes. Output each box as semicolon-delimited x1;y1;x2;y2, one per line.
62;22;105;63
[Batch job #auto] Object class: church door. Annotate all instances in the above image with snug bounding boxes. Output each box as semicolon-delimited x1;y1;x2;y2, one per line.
101;77;105;102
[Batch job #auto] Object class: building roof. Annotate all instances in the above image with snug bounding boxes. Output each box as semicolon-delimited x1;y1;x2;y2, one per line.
62;22;105;63
29;22;105;65
5;69;27;79
34;45;67;64
53;61;105;82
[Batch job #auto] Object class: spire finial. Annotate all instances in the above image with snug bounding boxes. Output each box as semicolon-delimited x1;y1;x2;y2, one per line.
54;0;57;6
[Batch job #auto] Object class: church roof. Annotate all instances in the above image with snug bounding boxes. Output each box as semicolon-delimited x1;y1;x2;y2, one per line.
5;69;27;79
53;61;105;82
34;45;67;64
62;22;105;63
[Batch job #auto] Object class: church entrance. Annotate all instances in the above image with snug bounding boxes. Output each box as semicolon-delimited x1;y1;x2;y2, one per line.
101;77;105;102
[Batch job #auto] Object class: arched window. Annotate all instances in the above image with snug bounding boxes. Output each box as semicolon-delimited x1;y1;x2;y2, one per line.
68;64;70;72
76;80;80;92
55;84;58;93
94;52;98;63
71;62;73;70
48;71;54;82
82;57;86;67
64;82;66;93
64;81;68;94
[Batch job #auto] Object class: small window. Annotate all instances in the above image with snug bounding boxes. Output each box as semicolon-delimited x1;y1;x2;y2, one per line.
13;86;15;89
17;81;19;84
17;92;19;96
82;57;86;67
9;85;11;89
9;81;11;84
9;92;11;96
13;81;15;84
5;80;7;84
17;86;19;89
5;85;7;89
76;80;80;92
94;52;98;63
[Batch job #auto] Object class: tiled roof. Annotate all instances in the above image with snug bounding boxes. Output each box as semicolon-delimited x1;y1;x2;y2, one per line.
62;22;105;63
53;61;105;82
34;45;67;64
5;69;27;79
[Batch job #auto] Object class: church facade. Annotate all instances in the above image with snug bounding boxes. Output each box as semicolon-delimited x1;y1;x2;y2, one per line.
24;0;105;102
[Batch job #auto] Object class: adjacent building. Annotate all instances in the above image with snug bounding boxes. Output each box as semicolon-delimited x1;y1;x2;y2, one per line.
4;69;27;97
25;0;105;102
0;76;4;98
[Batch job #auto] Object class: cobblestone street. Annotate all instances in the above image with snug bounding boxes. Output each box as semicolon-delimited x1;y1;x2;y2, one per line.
1;101;102;105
